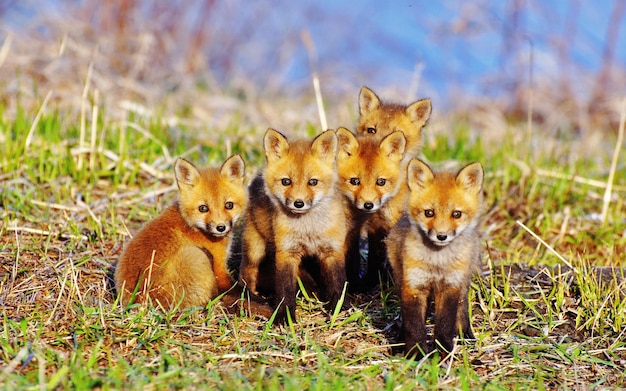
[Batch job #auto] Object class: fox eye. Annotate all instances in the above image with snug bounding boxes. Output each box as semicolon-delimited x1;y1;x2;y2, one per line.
451;210;462;219
199;205;209;213
349;178;360;186
225;201;234;210
424;209;434;218
376;178;386;186
281;178;291;186
367;127;376;134
308;178;318;186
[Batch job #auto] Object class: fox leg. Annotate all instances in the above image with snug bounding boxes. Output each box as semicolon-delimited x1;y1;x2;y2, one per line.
219;282;275;319
456;283;475;339
174;245;219;307
274;249;301;323
209;244;236;293
434;284;462;354
401;286;429;358
345;231;363;292
318;248;349;312
345;212;369;292
239;228;266;294
364;228;389;289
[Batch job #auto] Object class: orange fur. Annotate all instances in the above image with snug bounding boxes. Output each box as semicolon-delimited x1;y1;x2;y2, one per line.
335;127;407;290
115;156;272;317
357;86;431;160
239;129;351;323
386;159;483;357
354;87;432;289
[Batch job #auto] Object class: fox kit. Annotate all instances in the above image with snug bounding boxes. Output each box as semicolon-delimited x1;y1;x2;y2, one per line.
115;156;272;317
239;129;350;323
386;159;483;357
356;86;432;160
356;87;432;288
335;127;407;290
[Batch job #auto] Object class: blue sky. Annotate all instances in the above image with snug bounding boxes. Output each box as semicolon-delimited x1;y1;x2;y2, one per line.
295;0;625;105
2;0;624;107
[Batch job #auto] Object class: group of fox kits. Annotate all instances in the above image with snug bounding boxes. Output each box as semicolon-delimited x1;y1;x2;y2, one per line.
114;86;484;359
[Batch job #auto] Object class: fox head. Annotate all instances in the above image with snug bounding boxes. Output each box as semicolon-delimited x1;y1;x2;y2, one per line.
406;159;483;247
174;155;247;237
336;127;406;212
356;86;431;158
262;128;338;214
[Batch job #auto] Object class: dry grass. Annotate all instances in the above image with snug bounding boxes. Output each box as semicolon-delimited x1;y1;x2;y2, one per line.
1;2;626;389
2;216;625;388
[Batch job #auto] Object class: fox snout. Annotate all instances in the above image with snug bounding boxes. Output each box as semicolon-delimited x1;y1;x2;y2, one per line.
356;198;380;212
207;221;232;237
285;198;311;213
428;229;456;246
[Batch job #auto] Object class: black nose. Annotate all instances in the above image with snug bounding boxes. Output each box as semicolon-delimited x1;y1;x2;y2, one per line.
436;234;447;241
294;200;305;208
364;202;374;210
216;224;226;232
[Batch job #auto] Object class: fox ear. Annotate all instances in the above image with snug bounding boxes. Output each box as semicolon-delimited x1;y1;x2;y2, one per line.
311;129;338;163
174;158;201;188
456;162;484;194
336;127;359;159
220;155;245;184
406;98;432;127
407;159;434;191
359;86;380;115
264;128;289;162
380;130;406;162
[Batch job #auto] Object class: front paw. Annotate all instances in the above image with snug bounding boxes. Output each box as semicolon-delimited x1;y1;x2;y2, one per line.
405;341;430;360
272;304;296;325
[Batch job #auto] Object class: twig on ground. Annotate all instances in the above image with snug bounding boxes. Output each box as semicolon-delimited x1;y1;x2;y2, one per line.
24;90;54;151
510;158;626;192
6;225;89;241
302;30;327;131
0;32;13;69
79;62;94;170
89;89;100;172
601;98;626;224
515;220;577;273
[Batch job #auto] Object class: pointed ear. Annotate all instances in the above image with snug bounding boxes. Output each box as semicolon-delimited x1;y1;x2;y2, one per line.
359;86;380;115
379;130;406;162
456;162;484;194
406;98;432;127
174;158;201;188
407;159;434;192
264;128;289;163
311;129;338;163
220;155;245;184
336;127;359;160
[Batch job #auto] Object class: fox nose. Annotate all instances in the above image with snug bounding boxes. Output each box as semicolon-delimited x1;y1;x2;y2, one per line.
216;224;227;233
294;199;305;209
363;201;374;210
436;233;448;241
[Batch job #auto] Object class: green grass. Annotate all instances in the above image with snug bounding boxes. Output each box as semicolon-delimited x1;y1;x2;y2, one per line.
1;93;625;390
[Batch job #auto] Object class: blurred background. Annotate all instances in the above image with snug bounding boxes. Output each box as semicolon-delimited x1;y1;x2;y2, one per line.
0;0;624;135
